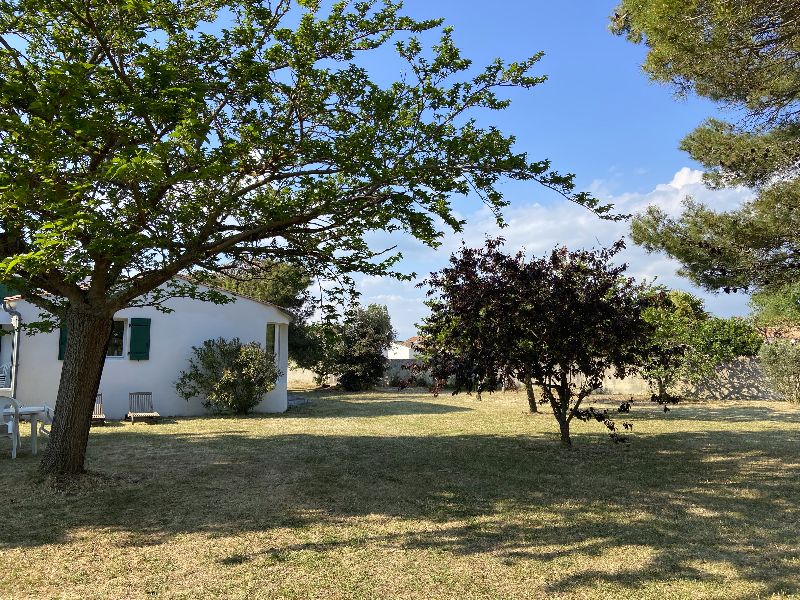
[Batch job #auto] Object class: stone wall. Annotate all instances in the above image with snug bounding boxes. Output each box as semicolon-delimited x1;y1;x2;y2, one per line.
385;359;431;386
600;357;778;400
292;357;778;400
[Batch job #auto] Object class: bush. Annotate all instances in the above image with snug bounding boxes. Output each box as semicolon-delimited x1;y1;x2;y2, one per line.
176;337;282;414
336;305;394;391
759;340;800;404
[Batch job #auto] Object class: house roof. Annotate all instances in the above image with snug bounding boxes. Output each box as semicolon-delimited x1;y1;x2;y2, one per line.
399;336;421;348
2;277;296;322
174;275;295;322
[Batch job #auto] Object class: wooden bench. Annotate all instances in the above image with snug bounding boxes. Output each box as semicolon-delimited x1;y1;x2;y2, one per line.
126;392;160;423
91;393;106;425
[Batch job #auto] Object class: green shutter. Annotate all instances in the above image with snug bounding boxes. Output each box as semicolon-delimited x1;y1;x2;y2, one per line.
58;324;68;360
0;283;17;300
129;318;151;360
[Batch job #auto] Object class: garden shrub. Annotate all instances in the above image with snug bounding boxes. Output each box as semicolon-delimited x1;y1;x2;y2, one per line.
759;340;800;404
333;304;394;391
176;337;281;414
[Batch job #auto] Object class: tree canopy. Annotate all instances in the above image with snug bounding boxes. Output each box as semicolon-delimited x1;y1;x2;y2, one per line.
210;260;313;319
630;185;800;293
331;303;394;391
613;0;800;293
208;259;326;365
640;288;762;400
0;0;613;475
751;282;800;335
419;239;653;446
1;0;614;320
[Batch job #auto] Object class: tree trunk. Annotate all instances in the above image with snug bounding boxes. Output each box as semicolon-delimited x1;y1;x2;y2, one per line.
556;380;572;447
524;374;538;413
558;417;572;447
657;378;666;400
39;308;113;476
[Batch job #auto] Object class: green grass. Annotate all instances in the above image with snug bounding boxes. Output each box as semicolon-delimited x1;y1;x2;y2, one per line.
2;390;800;599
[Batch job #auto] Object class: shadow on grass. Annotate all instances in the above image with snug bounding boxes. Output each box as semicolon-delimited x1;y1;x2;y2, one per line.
627;401;800;424
2;411;799;596
586;394;800;425
284;395;473;418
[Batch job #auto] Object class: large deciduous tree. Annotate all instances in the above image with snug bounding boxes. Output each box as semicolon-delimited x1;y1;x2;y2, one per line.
0;0;612;475
612;0;800;293
419;239;653;447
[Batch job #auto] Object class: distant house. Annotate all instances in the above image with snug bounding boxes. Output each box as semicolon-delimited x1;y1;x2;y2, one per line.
387;336;422;360
0;282;292;419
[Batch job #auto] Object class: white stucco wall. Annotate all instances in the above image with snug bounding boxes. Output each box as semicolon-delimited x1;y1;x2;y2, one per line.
0;288;290;419
387;343;416;360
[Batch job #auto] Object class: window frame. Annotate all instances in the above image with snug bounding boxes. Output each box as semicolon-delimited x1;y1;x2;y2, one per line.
106;318;127;359
266;322;278;358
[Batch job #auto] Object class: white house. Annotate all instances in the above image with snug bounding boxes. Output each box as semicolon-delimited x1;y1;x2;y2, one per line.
386;336;421;360
0;284;292;419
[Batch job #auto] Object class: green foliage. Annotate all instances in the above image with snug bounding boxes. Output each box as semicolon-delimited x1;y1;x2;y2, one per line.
639;289;705;398
614;0;800;293
631;183;800;292
211;261;313;317
175;337;281;414
759;341;800;404
4;0;610;474
0;0;612;322
331;304;395;392
640;289;762;398
751;282;800;334
292;304;394;390
293;321;340;383
697;316;762;360
611;0;799;117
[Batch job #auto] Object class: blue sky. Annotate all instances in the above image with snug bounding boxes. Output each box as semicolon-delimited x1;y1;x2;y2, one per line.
338;1;753;339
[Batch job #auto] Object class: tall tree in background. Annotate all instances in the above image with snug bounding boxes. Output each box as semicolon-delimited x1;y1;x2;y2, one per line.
0;0;613;475
613;1;800;293
210;260;323;365
750;283;800;336
212;260;313;319
331;304;394;391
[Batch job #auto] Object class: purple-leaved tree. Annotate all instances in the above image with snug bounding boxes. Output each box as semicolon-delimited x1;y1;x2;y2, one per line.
419;239;653;446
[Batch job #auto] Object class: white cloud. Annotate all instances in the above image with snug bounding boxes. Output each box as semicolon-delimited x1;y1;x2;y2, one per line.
666;166;704;189
353;168;755;340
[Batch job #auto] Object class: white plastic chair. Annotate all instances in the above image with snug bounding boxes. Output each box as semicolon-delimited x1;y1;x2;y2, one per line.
0;363;11;389
1;397;20;459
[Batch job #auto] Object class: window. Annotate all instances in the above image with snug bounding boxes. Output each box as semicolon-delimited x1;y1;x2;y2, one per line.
266;323;277;357
107;320;125;357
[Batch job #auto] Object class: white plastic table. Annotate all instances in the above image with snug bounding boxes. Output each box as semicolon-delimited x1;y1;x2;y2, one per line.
2;405;51;456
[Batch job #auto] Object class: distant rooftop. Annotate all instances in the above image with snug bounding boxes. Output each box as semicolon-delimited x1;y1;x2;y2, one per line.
399;336;421;348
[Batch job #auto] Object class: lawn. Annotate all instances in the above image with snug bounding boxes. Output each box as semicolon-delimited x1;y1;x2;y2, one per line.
1;390;799;599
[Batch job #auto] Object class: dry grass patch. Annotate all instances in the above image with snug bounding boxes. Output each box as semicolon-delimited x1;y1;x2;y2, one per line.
1;390;800;599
